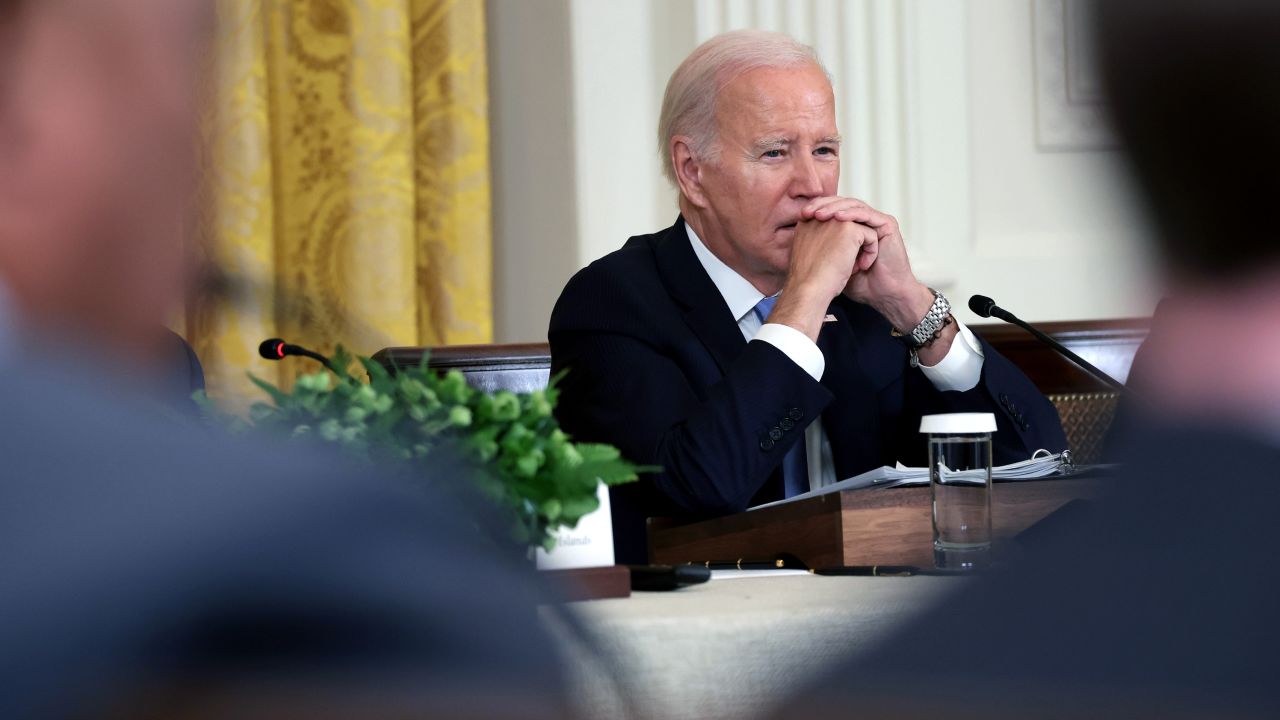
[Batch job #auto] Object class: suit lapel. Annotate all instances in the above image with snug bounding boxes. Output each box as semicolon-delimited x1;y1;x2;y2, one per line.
816;301;848;356
654;216;748;374
817;301;863;406
817;300;886;479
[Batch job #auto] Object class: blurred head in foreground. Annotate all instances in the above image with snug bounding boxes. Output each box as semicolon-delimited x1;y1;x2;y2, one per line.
0;0;206;362
1101;0;1280;427
0;1;569;717
778;2;1280;718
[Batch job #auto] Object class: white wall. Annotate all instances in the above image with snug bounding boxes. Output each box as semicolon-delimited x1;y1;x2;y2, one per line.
486;0;580;343
487;0;1159;343
963;0;1157;322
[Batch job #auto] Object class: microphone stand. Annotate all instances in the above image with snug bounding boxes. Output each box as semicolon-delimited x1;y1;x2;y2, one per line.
970;296;1130;394
999;314;1128;394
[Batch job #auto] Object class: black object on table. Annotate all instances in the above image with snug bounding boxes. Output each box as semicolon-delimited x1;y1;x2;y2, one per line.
628;564;712;591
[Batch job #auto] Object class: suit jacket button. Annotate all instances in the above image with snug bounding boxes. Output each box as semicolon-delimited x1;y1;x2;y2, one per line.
780;418;795;431
760;438;776;451
788;408;804;421
769;427;783;441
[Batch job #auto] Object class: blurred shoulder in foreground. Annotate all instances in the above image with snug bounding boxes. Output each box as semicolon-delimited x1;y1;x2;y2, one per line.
0;344;569;719
782;423;1280;719
778;0;1280;716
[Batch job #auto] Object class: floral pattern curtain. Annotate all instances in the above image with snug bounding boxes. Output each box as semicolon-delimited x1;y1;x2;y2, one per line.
194;0;491;406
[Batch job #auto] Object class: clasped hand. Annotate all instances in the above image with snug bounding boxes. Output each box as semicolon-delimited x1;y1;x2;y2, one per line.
773;196;934;339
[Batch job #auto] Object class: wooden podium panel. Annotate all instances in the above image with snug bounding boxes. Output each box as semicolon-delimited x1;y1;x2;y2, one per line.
541;565;631;602
648;479;1104;569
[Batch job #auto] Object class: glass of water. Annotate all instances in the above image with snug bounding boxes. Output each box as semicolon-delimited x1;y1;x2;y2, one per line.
920;413;996;571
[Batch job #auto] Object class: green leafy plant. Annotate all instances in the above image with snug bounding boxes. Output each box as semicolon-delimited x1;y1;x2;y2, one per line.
207;349;643;553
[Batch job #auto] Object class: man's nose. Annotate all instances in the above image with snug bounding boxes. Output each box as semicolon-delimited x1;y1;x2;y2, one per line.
788;155;825;199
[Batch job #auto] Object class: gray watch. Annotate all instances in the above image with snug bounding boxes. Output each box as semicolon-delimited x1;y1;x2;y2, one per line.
899;288;953;367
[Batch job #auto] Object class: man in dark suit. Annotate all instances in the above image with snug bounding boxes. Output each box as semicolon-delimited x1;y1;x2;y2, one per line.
550;30;1066;563
779;1;1280;716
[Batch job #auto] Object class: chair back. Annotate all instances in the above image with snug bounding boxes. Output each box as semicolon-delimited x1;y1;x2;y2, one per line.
372;319;1150;464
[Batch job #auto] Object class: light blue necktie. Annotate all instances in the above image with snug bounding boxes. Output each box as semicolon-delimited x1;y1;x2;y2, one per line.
752;296;809;498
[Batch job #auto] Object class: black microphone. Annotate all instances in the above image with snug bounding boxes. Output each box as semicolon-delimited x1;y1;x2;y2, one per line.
258;338;336;372
968;295;1128;393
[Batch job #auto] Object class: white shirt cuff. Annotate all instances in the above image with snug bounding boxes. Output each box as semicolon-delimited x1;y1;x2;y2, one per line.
918;321;985;392
752;323;826;381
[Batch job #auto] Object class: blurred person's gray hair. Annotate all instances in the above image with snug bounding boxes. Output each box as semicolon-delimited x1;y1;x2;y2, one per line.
657;30;830;186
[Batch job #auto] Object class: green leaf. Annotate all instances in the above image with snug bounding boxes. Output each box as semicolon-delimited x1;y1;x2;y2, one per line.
574;443;622;464
247;373;290;407
448;406;473;428
227;348;642;555
540;498;562;521
191;389;214;412
360;355;391;385
558;494;600;524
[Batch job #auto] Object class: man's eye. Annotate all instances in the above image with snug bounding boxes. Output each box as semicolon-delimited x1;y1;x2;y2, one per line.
763;149;784;159
815;146;836;156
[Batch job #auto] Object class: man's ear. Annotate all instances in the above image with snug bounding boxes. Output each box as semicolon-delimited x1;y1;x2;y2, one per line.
671;136;710;208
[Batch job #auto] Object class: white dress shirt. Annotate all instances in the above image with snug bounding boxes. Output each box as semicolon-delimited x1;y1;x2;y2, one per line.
685;224;986;492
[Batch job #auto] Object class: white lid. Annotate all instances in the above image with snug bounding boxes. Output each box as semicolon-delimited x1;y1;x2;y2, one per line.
919;413;997;434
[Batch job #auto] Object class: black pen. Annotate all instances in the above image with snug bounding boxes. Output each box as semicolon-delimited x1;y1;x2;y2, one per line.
699;558;790;571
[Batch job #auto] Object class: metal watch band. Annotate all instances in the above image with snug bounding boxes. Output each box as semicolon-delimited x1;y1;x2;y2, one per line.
907;288;951;348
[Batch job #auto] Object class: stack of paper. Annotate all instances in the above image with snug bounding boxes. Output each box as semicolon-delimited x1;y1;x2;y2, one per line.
750;452;1070;511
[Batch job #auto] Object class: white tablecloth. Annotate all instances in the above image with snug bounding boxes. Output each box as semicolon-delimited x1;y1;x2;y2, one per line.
540;573;960;720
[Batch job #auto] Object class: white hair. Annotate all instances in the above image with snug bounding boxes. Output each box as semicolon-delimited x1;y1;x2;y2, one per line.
657;30;830;186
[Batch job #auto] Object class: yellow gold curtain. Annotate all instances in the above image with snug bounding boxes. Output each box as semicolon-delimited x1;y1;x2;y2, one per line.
194;0;491;406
